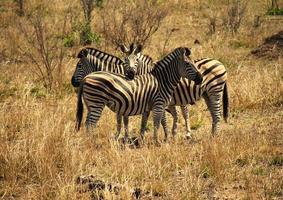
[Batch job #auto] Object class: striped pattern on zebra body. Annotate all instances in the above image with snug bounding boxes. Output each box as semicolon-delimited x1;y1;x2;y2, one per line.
71;45;153;139
75;47;203;143
167;58;228;138
71;47;125;87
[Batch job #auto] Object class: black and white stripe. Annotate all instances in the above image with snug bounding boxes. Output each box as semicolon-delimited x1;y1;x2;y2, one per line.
75;47;202;143
71;47;126;87
166;58;228;138
71;45;153;138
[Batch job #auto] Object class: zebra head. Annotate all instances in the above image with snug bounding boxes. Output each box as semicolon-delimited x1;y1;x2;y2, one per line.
179;47;203;85
120;43;143;80
71;49;93;87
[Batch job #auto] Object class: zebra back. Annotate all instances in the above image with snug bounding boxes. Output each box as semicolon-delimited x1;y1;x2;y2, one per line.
71;46;157;88
170;58;227;105
195;58;227;92
83;47;125;74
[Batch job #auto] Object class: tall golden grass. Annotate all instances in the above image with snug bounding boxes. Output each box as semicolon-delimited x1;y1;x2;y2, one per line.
0;0;283;199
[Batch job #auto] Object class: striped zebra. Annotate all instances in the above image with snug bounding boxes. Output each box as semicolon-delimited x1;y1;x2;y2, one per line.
71;44;145;87
115;54;228;138
71;44;153;138
75;47;203;143
140;58;228;138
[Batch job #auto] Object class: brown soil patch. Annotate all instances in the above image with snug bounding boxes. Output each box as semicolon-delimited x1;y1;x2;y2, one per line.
251;30;283;59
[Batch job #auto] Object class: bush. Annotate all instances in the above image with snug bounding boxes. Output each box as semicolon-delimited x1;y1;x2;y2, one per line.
17;2;68;91
80;0;103;45
266;7;283;15
222;0;248;34
97;0;169;48
63;33;76;47
79;23;100;45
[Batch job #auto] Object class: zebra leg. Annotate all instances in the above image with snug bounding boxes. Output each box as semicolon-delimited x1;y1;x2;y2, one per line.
180;105;192;139
140;111;150;140
123;116;129;140
86;112;92;130
160;112;169;142
115;114;122;140
85;102;106;132
152;105;164;144
203;92;221;136
167;105;178;138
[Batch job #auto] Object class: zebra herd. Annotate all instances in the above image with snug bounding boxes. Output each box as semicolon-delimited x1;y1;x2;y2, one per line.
71;44;229;143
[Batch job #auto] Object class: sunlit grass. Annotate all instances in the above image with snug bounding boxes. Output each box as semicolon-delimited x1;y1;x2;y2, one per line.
0;0;283;199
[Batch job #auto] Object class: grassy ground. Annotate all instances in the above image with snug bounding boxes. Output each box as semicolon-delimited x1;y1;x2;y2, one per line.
0;0;283;199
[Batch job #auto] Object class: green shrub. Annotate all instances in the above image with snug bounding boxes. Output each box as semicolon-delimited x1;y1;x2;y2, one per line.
269;156;283;166
30;87;46;98
0;87;17;100
266;7;283;15
63;33;76;47
79;23;101;45
62;22;101;47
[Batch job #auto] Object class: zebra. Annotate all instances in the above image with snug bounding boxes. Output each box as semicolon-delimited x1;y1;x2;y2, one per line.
71;44;153;139
71;44;145;87
139;58;228;138
75;47;203;143
72;46;228;139
167;58;228;138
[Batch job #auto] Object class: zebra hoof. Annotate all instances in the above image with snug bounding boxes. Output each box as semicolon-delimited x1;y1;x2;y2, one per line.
185;133;192;140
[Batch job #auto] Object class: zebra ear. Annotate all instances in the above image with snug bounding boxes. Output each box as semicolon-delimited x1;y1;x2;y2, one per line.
78;49;88;58
129;43;135;53
119;44;129;54
134;44;143;54
184;47;191;56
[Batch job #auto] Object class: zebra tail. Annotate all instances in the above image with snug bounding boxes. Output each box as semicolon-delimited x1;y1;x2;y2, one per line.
76;82;84;131
223;82;229;123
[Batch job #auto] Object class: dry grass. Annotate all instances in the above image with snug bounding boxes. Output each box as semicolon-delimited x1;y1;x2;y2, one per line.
1;0;283;199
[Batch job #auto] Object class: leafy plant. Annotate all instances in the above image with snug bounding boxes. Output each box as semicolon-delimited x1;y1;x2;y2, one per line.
266;7;283;15
79;23;101;45
80;0;103;45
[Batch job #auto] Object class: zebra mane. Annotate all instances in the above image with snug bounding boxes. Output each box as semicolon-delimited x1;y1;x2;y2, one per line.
137;54;154;63
153;47;185;70
77;47;124;65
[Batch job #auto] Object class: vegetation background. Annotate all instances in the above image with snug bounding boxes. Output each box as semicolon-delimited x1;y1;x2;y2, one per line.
0;0;282;199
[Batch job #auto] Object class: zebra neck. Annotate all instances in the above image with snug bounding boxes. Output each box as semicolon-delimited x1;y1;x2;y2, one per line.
137;54;154;74
152;63;181;102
